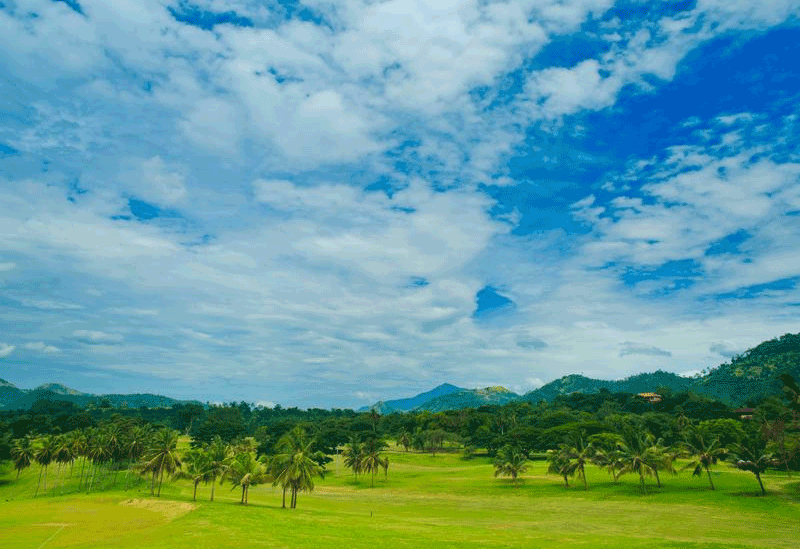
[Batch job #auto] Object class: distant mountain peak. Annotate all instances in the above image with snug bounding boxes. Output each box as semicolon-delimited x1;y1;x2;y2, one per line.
0;378;17;389
33;383;88;396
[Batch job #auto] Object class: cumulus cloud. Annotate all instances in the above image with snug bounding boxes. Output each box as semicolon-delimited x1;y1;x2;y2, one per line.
0;343;15;358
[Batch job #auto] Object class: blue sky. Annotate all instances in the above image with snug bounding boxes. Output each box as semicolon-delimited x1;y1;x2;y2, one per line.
1;0;799;408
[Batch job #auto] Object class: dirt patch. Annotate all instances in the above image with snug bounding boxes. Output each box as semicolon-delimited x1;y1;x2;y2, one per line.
119;498;196;521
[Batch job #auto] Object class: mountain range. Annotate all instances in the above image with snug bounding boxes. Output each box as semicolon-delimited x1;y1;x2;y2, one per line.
0;380;196;410
361;333;800;412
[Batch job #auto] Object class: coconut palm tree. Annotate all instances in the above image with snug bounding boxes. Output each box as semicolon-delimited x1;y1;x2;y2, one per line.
272;426;326;509
397;431;412;452
342;439;363;482
360;437;388;488
226;450;267;505
125;425;151;490
731;433;772;495
34;435;55;497
205;436;230;502
644;438;677;489
51;435;73;494
142;428;181;497
177;448;213;501
682;431;726;491
616;430;656;493
557;434;594;490
547;448;576;487
11;436;35;480
494;444;528;485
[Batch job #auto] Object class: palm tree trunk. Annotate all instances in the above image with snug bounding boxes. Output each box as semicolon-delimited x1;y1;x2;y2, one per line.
282;484;287;508
193;480;199;501
654;468;661;488
371;470;375;488
241;484;246;504
563;474;569;487
150;469;156;496
581;465;587;490
35;465;43;497
79;457;86;490
639;471;646;494
705;466;715;490
157;468;164;497
755;472;766;495
43;464;48;494
210;476;216;502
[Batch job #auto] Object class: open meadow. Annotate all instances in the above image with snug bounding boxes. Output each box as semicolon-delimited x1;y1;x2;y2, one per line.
1;446;798;549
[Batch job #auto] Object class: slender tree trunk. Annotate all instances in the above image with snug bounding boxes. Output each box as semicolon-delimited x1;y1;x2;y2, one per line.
16;467;21;481
581;465;587;491
43;465;48;494
79;457;86;490
241;484;246;504
563;474;569;487
755;473;766;495
35;465;44;497
705;466;715;490
654;468;662;488
639;471;646;494
193;480;199;501
371;470;375;488
210;476;216;502
157;468;164;497
150;469;156;496
282;484;287;508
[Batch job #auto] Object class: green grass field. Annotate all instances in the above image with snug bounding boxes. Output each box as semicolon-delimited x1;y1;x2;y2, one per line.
1;448;798;548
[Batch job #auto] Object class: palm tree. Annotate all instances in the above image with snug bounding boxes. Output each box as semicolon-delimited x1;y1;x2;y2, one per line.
125;425;151;490
11;436;35;480
731;433;772;495
205;436;230;502
226;451;267;505
616;430;656;493
682;431;726;490
52;435;73;494
644;438;676;489
342;439;363;482
142;428;181;497
272;426;326;509
547;448;576;487
34;435;55;497
494;444;528;485
397;431;412;452
177;448;213;501
360;438;388;488
557;434;594;490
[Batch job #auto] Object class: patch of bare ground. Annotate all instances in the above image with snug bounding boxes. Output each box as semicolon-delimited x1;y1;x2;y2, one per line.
119;498;196;521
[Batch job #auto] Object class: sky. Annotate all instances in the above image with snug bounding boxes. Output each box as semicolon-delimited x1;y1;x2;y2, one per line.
1;0;799;409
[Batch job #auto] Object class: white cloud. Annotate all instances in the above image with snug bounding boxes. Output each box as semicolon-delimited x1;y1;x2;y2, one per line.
23;342;61;354
0;343;15;358
72;330;124;344
20;299;84;310
0;262;16;271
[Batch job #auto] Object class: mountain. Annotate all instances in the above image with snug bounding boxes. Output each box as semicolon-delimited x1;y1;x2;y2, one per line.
415;386;520;412
0;379;198;410
34;383;87;396
692;333;800;405
359;383;463;413
0;378;24;408
523;371;694;404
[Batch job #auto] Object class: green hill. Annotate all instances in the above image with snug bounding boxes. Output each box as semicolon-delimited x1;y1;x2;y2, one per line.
415;386;520;412
692;332;800;405
0;379;199;410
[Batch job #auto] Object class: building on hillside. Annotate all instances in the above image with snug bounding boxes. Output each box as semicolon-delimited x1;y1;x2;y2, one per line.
734;407;755;420
637;392;663;403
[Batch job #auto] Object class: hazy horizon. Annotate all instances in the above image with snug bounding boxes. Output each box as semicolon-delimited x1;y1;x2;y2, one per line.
1;1;799;409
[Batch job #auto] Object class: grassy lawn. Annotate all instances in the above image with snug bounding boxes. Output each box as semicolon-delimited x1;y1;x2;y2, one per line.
1;450;798;548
